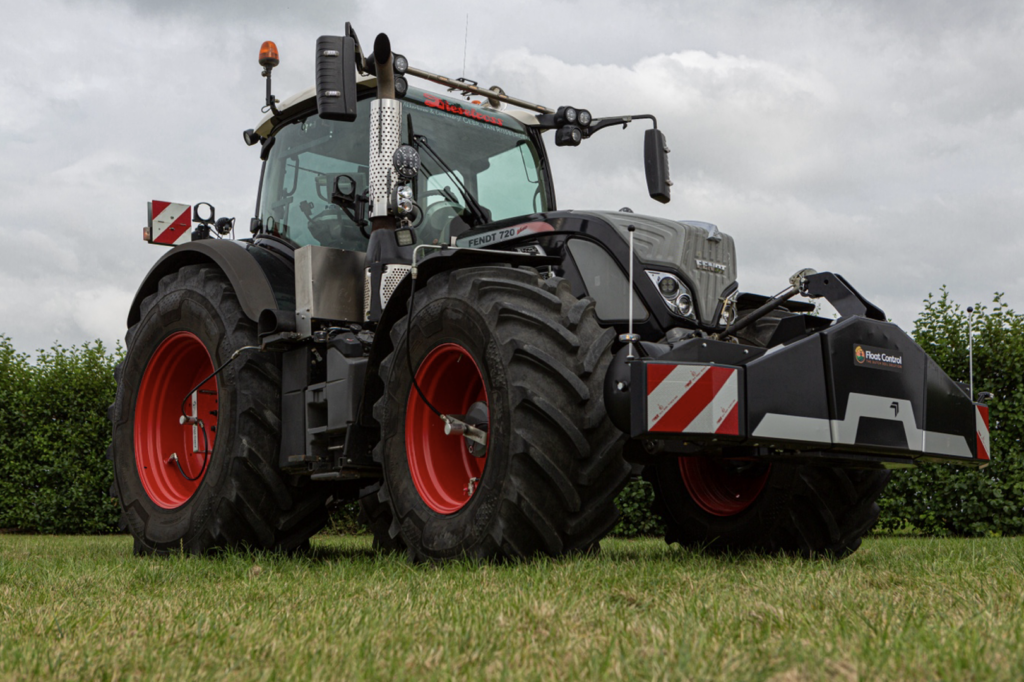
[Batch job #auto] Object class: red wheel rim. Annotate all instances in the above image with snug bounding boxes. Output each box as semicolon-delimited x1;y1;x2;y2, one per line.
679;457;770;517
133;331;219;509
406;343;488;514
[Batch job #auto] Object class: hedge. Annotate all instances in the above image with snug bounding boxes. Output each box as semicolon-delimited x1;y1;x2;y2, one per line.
0;336;121;534
2;286;1021;537
876;289;1024;536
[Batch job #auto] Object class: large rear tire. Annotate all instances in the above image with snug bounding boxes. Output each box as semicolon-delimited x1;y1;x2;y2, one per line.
109;264;331;554
644;457;891;558
369;265;630;561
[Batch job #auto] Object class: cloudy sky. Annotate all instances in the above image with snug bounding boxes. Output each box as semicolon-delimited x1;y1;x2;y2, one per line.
2;0;1021;355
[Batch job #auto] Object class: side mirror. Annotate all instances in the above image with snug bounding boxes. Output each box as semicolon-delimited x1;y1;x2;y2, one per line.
316;35;358;122
332;174;366;228
644;129;672;204
333;175;358;204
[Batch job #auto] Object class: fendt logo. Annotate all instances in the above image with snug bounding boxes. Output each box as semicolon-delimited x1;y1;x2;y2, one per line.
695;258;727;274
853;343;903;371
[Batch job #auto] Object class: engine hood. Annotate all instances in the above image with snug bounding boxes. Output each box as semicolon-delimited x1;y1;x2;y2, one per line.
572;211;737;327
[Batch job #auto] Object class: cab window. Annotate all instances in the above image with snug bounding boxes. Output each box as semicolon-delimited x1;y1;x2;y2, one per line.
258;99;372;251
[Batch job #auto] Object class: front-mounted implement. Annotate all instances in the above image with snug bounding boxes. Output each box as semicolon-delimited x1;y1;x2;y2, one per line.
110;23;990;562
607;271;990;469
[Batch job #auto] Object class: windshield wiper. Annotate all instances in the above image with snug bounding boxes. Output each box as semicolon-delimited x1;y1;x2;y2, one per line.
411;134;490;227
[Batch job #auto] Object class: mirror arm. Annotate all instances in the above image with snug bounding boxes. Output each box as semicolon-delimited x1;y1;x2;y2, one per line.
332;188;370;235
582;114;657;138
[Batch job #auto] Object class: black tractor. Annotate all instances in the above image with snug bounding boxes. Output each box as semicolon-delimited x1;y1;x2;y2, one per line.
110;27;991;561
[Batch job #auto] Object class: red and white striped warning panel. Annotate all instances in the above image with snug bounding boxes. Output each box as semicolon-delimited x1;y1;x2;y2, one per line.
976;405;990;461
646;364;741;435
147;201;192;246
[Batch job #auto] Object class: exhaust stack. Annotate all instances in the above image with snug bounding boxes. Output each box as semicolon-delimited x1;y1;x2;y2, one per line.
368;33;401;231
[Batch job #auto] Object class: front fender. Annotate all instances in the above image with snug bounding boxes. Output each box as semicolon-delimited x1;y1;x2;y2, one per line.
127;240;280;327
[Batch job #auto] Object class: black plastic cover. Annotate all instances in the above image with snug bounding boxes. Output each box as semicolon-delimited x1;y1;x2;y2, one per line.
316;35;358;122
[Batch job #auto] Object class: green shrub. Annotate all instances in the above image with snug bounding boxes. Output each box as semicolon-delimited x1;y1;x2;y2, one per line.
0;336;121;534
611;478;664;537
877;289;1024;536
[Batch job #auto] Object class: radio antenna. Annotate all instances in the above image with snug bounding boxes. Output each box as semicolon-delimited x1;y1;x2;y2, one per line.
967;305;975;399
462;14;469;79
620;225;640;360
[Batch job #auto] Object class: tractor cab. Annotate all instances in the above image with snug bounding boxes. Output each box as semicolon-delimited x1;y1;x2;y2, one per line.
254;85;553;252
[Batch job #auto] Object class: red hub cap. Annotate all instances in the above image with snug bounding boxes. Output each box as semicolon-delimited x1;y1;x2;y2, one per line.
679;457;770;517
406;343;488;514
134;331;219;509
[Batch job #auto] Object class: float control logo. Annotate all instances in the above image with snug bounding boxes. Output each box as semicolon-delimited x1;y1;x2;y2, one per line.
853;343;903;371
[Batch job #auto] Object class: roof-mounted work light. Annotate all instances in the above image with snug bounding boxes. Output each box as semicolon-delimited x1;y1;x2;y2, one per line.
555;106;578;127
555;125;583;147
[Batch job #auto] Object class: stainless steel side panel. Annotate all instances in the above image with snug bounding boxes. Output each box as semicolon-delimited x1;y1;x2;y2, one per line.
295;245;366;335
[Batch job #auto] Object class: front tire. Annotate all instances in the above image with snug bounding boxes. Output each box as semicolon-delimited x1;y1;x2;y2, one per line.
109;264;331;554
370;265;630;561
644;457;891;558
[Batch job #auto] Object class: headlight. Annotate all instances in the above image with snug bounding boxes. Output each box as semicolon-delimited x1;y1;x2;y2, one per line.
397;185;413;200
646;271;696;319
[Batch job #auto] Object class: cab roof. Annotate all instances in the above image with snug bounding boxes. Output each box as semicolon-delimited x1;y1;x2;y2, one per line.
254;80;540;137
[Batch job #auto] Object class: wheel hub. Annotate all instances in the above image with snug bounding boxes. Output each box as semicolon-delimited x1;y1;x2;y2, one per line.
133;331;219;509
405;343;489;514
679;457;770;517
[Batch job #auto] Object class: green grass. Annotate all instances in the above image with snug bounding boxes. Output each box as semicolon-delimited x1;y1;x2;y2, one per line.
1;536;1023;680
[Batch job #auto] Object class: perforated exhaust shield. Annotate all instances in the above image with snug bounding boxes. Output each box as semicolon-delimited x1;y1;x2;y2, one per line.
369;98;402;217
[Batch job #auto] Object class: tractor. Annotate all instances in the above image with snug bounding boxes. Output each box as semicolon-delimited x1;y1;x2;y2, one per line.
109;26;992;560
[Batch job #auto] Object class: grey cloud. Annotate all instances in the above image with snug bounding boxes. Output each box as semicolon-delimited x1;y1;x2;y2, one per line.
1;0;1022;354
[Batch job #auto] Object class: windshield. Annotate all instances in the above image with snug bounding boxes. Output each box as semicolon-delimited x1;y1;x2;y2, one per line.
257;91;549;251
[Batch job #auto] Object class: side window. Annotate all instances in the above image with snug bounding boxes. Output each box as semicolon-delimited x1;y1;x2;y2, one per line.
477;143;544;219
259;101;372;251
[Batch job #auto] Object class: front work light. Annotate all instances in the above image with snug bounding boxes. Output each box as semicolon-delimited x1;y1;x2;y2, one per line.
555;125;582;147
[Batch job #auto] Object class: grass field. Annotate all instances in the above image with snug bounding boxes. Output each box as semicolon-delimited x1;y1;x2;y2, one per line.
1;535;1023;681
